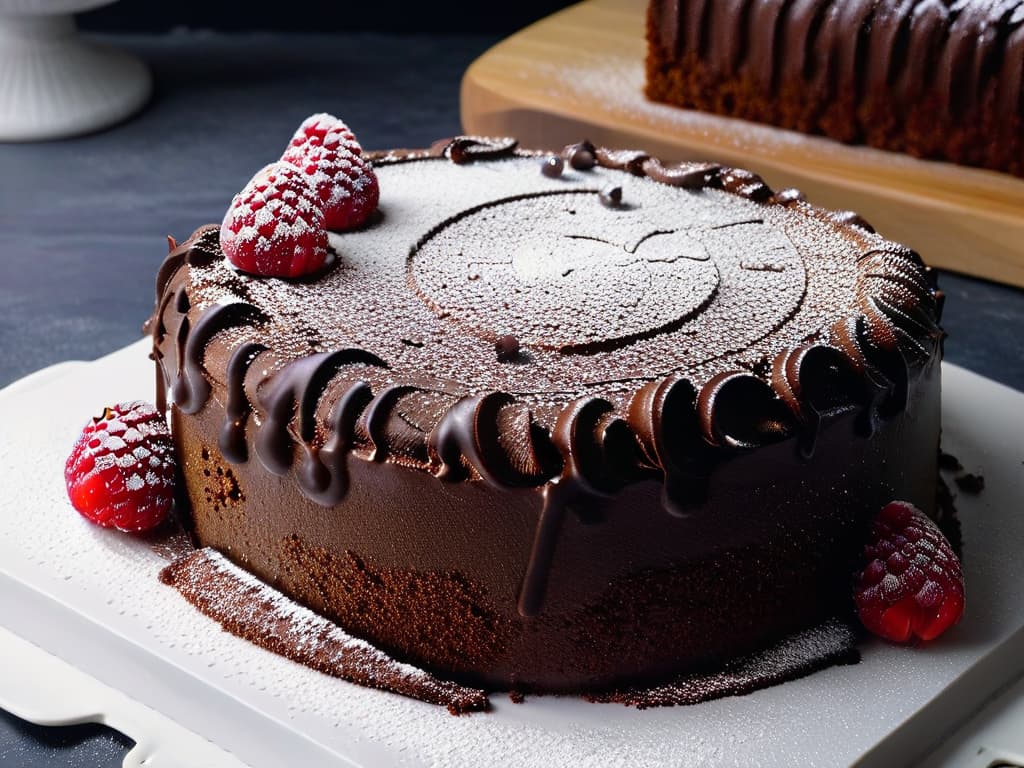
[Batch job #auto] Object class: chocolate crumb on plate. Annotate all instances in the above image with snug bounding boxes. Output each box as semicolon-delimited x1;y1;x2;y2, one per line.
585;619;859;710
160;548;489;715
955;473;985;495
938;450;963;473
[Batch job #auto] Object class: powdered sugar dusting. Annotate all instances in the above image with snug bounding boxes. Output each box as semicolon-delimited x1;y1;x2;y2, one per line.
160;548;489;715
161;548;861;718
586;619;859;708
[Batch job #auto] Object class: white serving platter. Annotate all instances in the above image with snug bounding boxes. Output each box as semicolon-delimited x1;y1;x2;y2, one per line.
1;339;1023;768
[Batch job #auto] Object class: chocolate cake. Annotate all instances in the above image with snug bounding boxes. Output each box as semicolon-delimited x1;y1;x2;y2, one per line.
150;136;944;696
646;0;1024;177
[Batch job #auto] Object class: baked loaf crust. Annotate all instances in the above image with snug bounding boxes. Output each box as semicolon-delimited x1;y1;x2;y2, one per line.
646;0;1024;177
151;137;943;693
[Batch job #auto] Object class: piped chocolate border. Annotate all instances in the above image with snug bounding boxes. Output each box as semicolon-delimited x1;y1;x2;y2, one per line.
151;136;943;616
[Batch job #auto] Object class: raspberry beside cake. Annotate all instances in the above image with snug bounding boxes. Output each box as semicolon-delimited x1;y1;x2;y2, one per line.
646;0;1024;177
149;136;944;695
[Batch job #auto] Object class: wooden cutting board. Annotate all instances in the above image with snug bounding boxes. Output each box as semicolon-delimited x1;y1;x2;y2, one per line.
460;0;1024;289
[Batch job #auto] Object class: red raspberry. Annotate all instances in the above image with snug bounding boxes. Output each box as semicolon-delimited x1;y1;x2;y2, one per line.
65;401;176;533
285;112;362;156
854;501;965;643
220;162;329;278
281;144;379;232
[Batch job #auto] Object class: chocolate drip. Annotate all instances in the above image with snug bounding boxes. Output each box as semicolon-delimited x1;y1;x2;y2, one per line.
518;398;619;617
255;349;386;477
219;342;269;464
829;313;909;423
427;392;517;485
997;12;1024;117
866;0;917;92
299;381;373;505
517;479;572;618
698;371;797;449
173;306;190;401
173;302;267;415
174;287;191;314
627;375;709;514
362;385;419;462
686;0;714;56
772;344;871;456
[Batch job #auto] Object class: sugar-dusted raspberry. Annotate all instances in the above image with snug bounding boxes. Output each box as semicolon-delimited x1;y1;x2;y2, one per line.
854;501;965;643
285;112;362;157
220;162;330;278
64;401;176;533
281;144;379;232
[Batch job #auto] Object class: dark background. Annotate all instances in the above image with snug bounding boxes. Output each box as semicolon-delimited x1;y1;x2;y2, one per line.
79;1;577;34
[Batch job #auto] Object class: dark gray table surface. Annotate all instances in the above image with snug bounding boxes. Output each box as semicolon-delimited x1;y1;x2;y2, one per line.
2;29;1023;768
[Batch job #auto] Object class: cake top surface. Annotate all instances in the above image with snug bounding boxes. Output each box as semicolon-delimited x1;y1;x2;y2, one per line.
155;138;941;491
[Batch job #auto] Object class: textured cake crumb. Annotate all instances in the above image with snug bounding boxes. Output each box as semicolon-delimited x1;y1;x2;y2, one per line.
160;548;489;715
955;473;985;495
585;619;859;709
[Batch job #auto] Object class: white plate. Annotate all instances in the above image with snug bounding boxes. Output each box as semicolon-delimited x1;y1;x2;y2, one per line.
1;339;1023;768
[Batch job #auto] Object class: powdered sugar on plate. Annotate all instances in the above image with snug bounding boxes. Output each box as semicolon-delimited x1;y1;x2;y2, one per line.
160;548;488;715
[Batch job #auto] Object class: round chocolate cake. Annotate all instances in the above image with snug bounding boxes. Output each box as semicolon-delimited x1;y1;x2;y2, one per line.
151;137;943;694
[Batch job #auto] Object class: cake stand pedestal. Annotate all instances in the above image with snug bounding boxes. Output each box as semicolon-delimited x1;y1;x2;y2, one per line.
0;2;151;142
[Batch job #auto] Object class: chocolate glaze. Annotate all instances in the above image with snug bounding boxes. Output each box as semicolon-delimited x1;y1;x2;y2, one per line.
174;302;266;415
218;342;268;463
647;0;1024;175
427;392;520;485
152;138;943;693
255;349;385;476
518;397;622;617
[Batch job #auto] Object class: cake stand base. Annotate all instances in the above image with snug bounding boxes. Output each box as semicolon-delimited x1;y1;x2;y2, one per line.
0;14;151;142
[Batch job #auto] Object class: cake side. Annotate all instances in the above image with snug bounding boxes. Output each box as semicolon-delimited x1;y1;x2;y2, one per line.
645;0;1024;177
151;138;944;692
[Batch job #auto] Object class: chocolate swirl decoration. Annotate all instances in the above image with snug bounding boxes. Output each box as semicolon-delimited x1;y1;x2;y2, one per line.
153;139;943;619
428;392;520;485
218;342;268;464
299;381;374;505
173;302;267;415
255;350;386;479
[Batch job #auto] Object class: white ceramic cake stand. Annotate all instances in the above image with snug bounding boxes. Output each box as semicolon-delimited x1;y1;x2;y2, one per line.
0;0;151;141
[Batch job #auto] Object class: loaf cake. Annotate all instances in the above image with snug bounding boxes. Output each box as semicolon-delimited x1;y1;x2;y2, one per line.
646;0;1024;177
149;135;945;697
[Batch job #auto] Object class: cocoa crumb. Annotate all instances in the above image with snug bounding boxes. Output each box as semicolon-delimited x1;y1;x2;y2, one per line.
955;473;985;495
938;451;963;472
